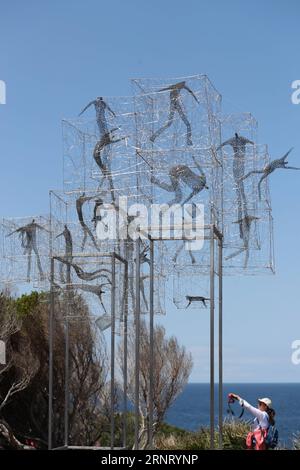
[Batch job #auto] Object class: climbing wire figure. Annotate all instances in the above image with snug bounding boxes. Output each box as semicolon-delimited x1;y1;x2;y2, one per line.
7;219;49;282
79;96;116;137
150;81;199;146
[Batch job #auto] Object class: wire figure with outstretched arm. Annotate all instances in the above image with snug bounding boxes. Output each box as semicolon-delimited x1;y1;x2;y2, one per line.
56;225;73;283
225;215;259;269
241;148;300;200
217;133;254;238
76;193;100;252
150;81;199;146
79;96;116;136
7;219;49;282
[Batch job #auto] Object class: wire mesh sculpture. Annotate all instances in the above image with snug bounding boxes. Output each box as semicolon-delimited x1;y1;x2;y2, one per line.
55;224;73;283
241;147;300;200
79;96;116;137
6;219;49;281
149;81;200;146
185;295;210;308
217;133;254;238
225;214;259;268
150;156;208;206
0;216;50;285
1;72;287;451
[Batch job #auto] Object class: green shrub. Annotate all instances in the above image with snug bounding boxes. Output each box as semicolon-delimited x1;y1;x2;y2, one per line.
156;421;250;450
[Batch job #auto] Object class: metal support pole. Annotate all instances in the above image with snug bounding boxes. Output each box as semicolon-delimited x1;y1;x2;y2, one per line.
48;257;54;450
64;265;71;447
210;225;215;449
149;238;154;449
218;238;223;449
122;259;128;449
110;253;116;449
134;237;141;450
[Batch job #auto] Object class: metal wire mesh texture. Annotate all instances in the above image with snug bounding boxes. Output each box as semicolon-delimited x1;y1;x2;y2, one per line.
218;113;274;273
0;215;50;285
50;190;166;316
131;74;221;150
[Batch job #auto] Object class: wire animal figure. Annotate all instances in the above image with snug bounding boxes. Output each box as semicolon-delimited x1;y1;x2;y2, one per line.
241;148;300;200
185;295;210;308
150;81;199;146
7;219;48;282
217;133;254;238
79;96;116;137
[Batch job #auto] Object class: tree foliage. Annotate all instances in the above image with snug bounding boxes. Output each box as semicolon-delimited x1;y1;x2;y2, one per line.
0;290;109;449
118;320;193;449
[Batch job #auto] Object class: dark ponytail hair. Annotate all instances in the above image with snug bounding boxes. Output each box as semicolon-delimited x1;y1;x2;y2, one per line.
267;408;275;426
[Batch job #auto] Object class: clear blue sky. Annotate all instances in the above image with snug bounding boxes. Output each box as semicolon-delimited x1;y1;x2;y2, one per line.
0;0;299;382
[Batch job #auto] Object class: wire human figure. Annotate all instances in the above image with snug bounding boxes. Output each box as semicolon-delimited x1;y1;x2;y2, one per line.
217;133;254;238
71;282;111;314
79;96;116;137
56;225;73;283
76;193;100;251
150;81;199;146
7;219;48;282
93;128;127;203
150;157;208;206
55;256;111;282
92;197;106;229
241;148;300;200
225;215;259;269
150;156;207;265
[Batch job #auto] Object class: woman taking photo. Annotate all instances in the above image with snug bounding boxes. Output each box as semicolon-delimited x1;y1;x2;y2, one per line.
229;394;277;450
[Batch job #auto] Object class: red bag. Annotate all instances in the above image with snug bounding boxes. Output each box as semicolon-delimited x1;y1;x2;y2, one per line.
246;428;268;450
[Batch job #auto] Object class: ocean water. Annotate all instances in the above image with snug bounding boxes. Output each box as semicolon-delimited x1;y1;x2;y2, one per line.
165;383;300;448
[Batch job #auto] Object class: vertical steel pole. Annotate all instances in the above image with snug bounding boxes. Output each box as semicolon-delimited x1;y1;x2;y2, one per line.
64;263;71;448
134;237;141;449
210;225;215;449
48;257;54;450
149;238;154;449
122;260;128;449
110;253;116;449
218;237;223;449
